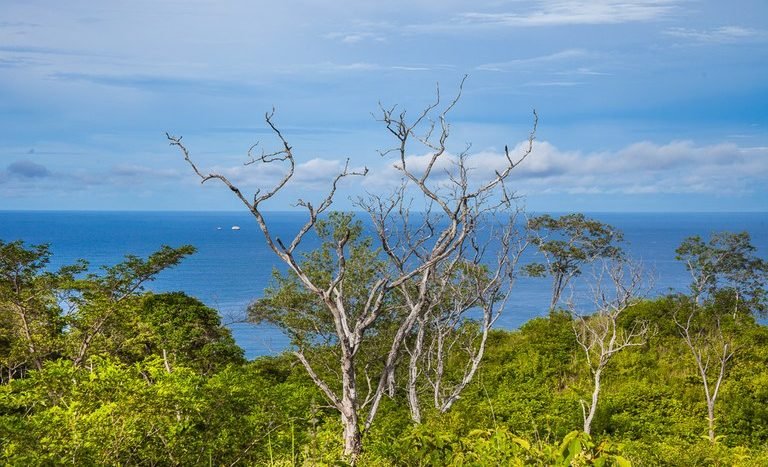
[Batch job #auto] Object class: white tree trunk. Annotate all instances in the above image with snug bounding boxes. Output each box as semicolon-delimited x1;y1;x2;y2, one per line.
584;366;602;435
340;352;362;461
407;320;426;423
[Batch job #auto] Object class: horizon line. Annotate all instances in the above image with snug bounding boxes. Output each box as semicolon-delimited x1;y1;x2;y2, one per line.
2;209;767;215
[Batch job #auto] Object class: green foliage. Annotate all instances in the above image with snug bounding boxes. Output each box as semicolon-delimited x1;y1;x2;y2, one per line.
1;239;197;374
64;244;196;363
672;231;768;444
525;214;624;308
134;292;244;374
249;212;387;348
0;357;310;465
676;231;768;316
2;228;768;465
0;240;84;379
393;426;631;466
3;297;768;465
526;213;624;272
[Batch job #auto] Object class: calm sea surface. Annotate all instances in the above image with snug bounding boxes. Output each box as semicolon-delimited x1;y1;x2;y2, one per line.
1;211;767;358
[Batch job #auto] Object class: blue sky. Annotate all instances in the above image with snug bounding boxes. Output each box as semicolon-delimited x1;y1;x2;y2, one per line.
1;0;766;212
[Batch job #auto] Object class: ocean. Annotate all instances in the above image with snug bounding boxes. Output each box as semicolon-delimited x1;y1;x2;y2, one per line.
1;211;767;359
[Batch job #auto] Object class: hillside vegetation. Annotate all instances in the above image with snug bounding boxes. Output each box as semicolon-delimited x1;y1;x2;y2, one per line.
2;230;767;465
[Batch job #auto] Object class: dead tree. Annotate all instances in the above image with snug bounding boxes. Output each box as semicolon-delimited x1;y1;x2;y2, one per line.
674;308;734;444
672;232;766;443
571;258;649;435
401;211;526;423
674;238;732;444
168;78;536;462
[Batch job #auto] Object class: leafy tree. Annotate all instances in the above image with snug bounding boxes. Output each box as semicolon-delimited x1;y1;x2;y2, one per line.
137;292;244;374
3;293;768;464
0;240;84;380
525;213;624;310
250;212;386;349
64;245;196;367
0;357;295;465
0;239;197;378
676;232;767;316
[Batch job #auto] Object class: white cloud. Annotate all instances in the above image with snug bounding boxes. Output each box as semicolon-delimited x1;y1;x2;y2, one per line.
324;31;387;44
391;66;432;72
477;49;589;72
206;157;367;192
331;62;382;72
664;25;765;44
362;140;768;196
553;67;610;76
4;140;766;207
111;164;181;179
523;80;582;86
294;158;353;187
459;0;679;27
281;61;440;74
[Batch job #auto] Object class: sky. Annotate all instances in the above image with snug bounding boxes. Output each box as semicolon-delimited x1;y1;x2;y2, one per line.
1;0;766;212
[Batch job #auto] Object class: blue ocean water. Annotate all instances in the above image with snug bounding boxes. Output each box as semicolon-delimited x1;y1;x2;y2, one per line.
1;211;767;359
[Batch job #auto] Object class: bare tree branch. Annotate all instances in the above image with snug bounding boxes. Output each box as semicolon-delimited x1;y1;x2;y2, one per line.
571;258;650;434
169;84;536;461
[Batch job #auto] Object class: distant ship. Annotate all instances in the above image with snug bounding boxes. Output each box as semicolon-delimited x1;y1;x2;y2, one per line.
231;226;241;230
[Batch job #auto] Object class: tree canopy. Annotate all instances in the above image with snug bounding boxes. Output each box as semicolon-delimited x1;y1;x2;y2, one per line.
525;213;624;310
2;230;768;465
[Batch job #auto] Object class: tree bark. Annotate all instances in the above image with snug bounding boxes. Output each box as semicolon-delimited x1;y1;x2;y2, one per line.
13;302;43;371
340;350;362;461
584;366;602;435
407;319;426;424
551;272;564;311
169;89;537;459
707;401;716;443
341;404;362;461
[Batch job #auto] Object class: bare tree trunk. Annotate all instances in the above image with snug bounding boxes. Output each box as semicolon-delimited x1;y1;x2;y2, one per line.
437;330;489;414
707;401;716;443
365;297;428;430
169;81;537;459
407;319;426;424
584;366;602;435
432;328;445;411
573;259;648;436
340;401;362;460
693;338;729;444
162;348;172;373
340;350;362;460
676;309;733;445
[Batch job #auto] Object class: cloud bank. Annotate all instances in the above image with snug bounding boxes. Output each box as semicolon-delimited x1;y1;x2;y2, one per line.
363;140;768;197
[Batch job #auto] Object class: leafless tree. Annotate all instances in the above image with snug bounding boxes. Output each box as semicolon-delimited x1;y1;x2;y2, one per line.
674;307;734;444
675;250;731;445
168;78;536;462
673;232;768;443
570;258;649;435
671;232;766;443
401;212;526;423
